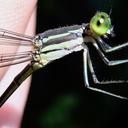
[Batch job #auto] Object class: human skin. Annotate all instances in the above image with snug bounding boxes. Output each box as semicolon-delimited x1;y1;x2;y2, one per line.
0;0;37;127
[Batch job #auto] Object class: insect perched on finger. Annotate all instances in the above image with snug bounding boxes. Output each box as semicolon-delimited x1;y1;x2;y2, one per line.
0;11;128;107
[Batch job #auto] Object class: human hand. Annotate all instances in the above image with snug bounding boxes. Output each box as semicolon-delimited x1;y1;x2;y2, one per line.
0;0;37;127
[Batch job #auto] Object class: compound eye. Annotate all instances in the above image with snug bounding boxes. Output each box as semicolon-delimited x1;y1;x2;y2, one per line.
90;12;111;36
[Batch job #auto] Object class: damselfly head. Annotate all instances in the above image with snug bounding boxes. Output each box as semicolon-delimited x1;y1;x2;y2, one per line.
89;12;111;36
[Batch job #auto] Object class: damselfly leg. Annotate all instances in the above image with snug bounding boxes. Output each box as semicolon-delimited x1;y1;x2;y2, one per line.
97;37;128;53
83;48;128;99
82;36;128;99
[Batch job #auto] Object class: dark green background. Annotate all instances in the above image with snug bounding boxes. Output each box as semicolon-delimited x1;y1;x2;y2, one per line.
21;0;128;128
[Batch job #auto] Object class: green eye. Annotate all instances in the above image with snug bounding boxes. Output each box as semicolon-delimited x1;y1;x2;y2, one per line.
90;12;111;36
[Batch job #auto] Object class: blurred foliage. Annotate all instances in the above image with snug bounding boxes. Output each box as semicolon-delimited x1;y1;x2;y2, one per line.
39;94;79;128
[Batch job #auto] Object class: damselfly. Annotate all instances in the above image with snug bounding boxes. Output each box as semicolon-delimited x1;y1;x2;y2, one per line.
0;11;128;107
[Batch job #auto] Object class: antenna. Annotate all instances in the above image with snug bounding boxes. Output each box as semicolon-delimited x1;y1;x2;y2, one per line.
109;8;112;16
108;0;113;16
